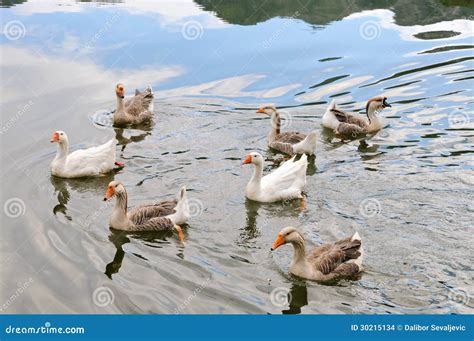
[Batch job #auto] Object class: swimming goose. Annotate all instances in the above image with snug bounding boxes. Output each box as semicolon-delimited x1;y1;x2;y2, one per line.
243;152;307;203
103;181;189;241
257;105;317;156
50;131;123;178
322;96;391;136
113;83;154;126
271;226;363;282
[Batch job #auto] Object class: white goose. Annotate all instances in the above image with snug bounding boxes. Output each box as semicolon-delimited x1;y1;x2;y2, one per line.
242;152;307;203
322;96;391;135
113;83;154;126
50;131;122;178
271;226;363;282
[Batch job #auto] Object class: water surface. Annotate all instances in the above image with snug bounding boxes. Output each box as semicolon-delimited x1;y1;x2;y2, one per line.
0;0;473;314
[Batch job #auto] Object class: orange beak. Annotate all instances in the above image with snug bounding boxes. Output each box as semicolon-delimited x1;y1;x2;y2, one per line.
271;233;285;251
50;132;59;143
103;186;114;201
242;154;252;165
116;87;125;99
256;107;265;113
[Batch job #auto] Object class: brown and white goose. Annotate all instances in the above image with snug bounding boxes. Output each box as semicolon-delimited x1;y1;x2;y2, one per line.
113;83;154;126
271;226;363;282
322;96;391;136
257;105;317;156
103;181;189;241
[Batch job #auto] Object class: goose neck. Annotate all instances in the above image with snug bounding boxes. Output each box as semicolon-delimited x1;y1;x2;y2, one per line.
249;162;263;187
55;141;69;161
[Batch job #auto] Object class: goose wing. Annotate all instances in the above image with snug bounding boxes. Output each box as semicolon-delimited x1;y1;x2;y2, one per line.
275;132;306;144
262;155;307;191
125;87;154;117
131;216;175;232
66;139;116;172
268;141;295;156
310;237;362;274
129;199;177;226
336;122;366;135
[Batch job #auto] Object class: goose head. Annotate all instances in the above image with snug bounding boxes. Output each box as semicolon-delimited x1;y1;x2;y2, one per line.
50;130;68;144
271;226;304;251
115;83;125;99
256;105;277;116
242;152;264;166
103;181;126;201
366;96;391;114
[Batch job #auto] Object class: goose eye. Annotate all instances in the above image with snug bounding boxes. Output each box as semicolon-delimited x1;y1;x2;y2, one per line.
60;133;63;136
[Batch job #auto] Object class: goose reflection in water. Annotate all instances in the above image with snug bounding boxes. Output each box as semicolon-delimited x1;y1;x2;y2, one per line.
282;282;308;315
105;229;187;279
50;174;115;221
114;127;151;152
105;231;129;279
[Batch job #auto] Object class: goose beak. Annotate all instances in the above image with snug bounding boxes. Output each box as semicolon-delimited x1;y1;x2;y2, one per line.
50;132;59;143
382;99;391;108
103;187;114;201
256;108;265;113
242;154;252;165
271;234;285;251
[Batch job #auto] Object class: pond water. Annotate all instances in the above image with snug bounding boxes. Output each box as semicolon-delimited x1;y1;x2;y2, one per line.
0;0;473;314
